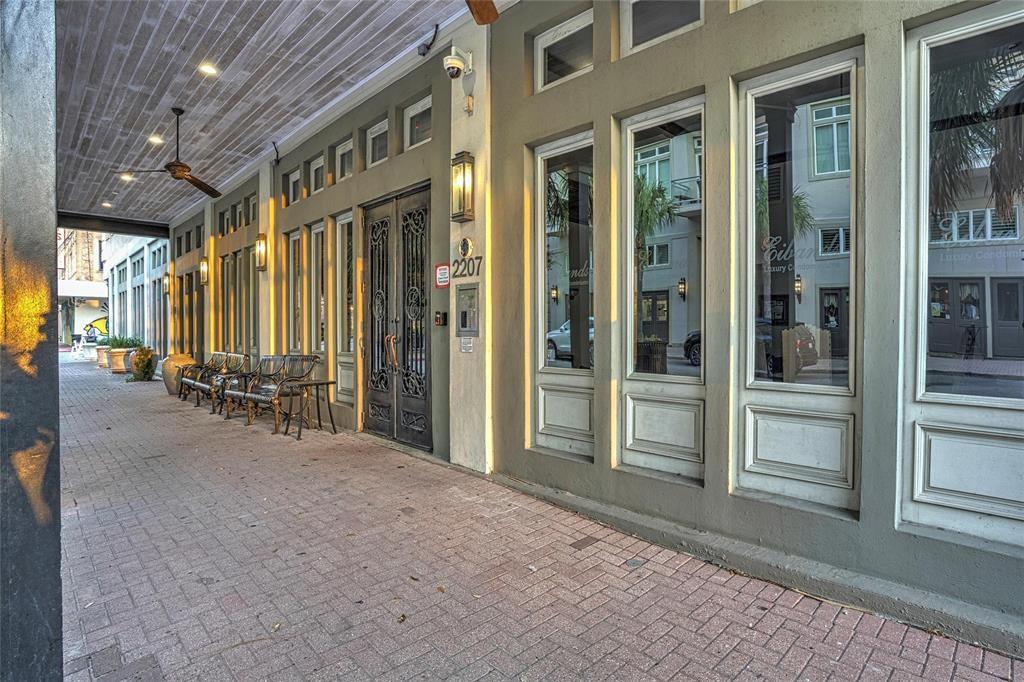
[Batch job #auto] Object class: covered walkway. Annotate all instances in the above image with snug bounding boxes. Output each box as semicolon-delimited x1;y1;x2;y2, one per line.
59;361;1016;681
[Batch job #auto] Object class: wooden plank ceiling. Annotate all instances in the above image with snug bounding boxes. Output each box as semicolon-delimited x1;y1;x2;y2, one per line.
56;0;465;223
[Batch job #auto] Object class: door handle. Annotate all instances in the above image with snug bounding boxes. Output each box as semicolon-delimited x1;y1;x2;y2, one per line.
388;335;400;370
383;334;394;369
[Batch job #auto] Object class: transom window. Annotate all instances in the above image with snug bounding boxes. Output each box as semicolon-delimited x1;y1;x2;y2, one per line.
366;119;388;168
818;227;851;255
404;95;432;150
285;169;301;206
335;138;353;182
535;10;593;91
310;156;325;195
811;98;851;176
622;0;702;54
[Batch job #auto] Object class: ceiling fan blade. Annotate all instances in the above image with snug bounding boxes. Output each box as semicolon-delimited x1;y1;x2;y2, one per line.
111;169;167;173
182;173;222;198
465;0;498;24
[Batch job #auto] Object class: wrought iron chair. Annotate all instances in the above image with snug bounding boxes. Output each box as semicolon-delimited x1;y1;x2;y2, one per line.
179;352;226;401
222;355;285;422
238;355;319;434
199;353;251;413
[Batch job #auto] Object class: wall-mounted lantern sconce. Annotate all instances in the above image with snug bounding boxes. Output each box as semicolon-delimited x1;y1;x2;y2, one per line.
549;285;559;301
162;272;170;295
677;277;687;301
199;257;209;286
451;151;475;223
794;274;803;303
255;233;268;271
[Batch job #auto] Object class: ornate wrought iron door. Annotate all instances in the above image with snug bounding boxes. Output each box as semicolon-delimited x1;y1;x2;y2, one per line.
362;187;432;450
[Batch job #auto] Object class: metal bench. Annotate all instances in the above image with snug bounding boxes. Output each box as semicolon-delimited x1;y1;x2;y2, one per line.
190;352;249;409
178;352;226;401
222;354;318;434
222;355;285;421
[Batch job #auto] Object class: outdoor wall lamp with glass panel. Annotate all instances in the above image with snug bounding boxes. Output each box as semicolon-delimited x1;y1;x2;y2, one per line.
162;273;170;295
199;257;209;285
794;274;803;303
451;151;474;222
255;233;268;271
677;277;687;301
550;285;559;301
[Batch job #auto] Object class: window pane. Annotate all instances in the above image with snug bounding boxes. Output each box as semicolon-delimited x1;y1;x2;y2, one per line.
924;23;1024;398
409;106;431;146
544;144;593;370
544;25;592;86
632;112;702;376
752;71;852;387
339;149;353;178
631;0;701;46
345;223;354;352
371;132;387;163
836;121;850;171
814;125;835;174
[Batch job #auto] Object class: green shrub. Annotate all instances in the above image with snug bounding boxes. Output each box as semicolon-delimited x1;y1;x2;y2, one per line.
108;335;143;349
127;346;156;382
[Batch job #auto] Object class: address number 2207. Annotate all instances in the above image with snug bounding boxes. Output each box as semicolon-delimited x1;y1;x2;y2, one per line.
451;256;482;278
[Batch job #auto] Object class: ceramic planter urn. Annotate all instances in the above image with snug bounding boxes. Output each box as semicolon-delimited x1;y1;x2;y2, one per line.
161;354;195;395
96;345;110;368
108;348;133;374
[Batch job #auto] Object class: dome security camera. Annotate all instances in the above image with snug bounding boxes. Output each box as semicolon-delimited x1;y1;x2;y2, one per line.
444;47;472;80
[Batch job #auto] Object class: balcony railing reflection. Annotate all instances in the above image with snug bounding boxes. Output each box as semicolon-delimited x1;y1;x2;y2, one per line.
670;175;702;209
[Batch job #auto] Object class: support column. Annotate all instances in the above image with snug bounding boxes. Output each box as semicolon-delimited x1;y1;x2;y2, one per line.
258;160;275;354
448;22;492;473
0;0;62;678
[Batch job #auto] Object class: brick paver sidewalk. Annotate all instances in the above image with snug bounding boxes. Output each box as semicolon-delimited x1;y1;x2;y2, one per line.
60;362;1020;681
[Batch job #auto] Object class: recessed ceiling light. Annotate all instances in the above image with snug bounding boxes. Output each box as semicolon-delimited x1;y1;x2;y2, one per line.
148;134;164;145
101;201;113;208
198;62;218;76
119;172;134;182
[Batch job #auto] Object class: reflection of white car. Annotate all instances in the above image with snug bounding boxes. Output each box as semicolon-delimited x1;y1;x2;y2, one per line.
546;316;594;365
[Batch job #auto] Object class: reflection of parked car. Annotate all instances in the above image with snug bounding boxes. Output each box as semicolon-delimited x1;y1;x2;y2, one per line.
682;320;818;375
547;316;594;365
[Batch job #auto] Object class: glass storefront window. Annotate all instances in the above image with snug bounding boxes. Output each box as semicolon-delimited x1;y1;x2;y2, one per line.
630;111;703;376
923;21;1024;399
345;223;354;352
311;226;326;353
750;69;854;387
288;232;302;351
542;142;593;370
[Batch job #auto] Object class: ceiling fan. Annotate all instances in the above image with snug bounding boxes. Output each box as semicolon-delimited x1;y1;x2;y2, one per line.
466;0;499;25
113;107;221;198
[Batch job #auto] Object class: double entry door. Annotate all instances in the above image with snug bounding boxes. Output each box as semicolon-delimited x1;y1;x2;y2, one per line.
363;187;432;450
993;278;1024;358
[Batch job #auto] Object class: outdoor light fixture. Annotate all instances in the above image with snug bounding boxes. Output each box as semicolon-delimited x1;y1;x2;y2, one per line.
199;257;209;285
550;285;559;301
450;151;474;223
677;277;687;301
255;233;268;271
162;273;170;295
794;274;803;303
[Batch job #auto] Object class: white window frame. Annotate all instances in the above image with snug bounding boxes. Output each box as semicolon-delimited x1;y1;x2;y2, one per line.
620;0;703;57
929;206;1021;244
741;50;860;396
310;156;325;195
366;119;389;168
287;230;302;352
309;222;326;353
404;95;432;150
286;169;301;205
818;226;851;257
645;242;671;268
534;9;594;93
247;194;258;224
809;97;852;179
910;4;1024;411
335;138;353;183
634;141;671;189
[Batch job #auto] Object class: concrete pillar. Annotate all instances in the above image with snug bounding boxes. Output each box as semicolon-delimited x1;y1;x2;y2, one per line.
448;22;492;473
258;160;274;354
0;0;62;677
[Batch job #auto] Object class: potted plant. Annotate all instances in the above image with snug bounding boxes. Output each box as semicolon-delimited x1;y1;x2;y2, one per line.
95;337;110;368
127;346;156;382
107;335;142;374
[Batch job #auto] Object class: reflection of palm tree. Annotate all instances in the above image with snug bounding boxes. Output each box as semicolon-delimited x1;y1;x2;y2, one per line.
929;43;1024;218
754;175;814;242
633;173;681;296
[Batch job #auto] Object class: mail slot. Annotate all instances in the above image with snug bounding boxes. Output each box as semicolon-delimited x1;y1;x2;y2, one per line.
455;284;479;337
